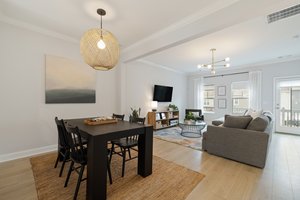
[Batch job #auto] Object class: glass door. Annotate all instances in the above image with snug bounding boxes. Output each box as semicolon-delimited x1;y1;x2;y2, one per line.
275;77;300;135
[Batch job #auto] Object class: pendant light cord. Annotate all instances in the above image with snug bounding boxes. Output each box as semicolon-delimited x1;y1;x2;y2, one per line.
100;14;103;39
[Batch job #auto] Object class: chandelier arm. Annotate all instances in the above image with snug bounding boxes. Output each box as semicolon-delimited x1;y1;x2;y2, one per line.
202;60;227;66
198;49;230;74
214;64;227;66
214;59;226;63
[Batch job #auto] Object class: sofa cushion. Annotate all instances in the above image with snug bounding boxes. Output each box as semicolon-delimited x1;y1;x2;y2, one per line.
223;115;253;129
247;115;269;132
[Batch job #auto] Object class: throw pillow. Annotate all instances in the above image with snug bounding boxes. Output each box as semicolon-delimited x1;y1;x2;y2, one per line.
212;117;224;126
247;115;269;132
244;109;262;119
223;115;253;129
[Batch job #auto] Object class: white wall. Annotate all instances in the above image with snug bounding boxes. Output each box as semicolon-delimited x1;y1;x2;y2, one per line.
258;60;300;112
3;16;297;161
0;22;118;160
121;61;187;121
188;59;300;123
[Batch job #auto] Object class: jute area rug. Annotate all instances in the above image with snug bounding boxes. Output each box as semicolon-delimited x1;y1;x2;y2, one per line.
30;152;204;200
154;127;203;151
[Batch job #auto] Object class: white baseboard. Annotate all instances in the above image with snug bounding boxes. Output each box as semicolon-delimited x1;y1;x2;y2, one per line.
0;145;57;163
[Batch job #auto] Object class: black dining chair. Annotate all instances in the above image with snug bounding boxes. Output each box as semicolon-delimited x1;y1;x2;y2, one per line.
109;117;145;177
64;126;113;200
54;117;71;177
112;113;125;121
54;117;88;177
109;114;125;148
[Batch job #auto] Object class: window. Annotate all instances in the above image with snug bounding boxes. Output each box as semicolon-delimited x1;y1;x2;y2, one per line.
203;85;215;112
233;99;239;105
231;81;249;114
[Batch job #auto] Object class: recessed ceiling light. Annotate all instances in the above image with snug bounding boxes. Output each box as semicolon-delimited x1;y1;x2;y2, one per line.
293;34;299;39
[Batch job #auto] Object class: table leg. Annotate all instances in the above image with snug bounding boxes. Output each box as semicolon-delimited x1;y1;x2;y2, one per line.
87;137;107;200
138;126;153;177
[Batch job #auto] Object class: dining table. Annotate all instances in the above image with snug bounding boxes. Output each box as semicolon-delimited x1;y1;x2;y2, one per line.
65;118;153;200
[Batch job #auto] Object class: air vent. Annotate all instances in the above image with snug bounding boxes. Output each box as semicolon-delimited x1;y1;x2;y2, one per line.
267;4;300;23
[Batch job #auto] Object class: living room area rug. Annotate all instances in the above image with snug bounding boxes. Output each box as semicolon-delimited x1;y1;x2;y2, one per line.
30;152;205;200
154;127;203;151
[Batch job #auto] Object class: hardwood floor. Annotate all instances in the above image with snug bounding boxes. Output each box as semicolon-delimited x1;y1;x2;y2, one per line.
154;133;300;200
0;157;38;200
0;133;299;200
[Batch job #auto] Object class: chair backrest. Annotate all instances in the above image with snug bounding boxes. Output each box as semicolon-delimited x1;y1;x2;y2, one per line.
65;126;86;163
55;117;69;149
127;117;145;141
185;109;202;116
130;116;146;124
112;113;125;121
134;117;146;125
185;109;204;121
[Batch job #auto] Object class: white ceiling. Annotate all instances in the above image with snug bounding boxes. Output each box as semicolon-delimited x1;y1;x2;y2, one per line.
1;0;300;74
0;0;221;47
143;14;300;74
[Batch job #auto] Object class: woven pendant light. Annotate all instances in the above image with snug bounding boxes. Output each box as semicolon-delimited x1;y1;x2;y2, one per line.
80;9;120;70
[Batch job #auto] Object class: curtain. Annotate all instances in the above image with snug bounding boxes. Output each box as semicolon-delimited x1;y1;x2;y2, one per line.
249;71;262;111
193;77;204;109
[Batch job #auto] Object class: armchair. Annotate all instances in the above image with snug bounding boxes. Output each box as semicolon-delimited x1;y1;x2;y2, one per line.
185;109;204;121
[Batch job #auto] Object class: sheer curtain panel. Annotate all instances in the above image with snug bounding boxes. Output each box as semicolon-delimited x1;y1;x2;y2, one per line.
193;77;204;109
249;71;262;111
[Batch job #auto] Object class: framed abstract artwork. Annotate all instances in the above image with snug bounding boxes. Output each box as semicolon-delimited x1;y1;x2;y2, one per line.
45;55;96;103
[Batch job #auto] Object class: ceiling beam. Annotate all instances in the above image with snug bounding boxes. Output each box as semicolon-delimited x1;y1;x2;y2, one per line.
121;0;298;63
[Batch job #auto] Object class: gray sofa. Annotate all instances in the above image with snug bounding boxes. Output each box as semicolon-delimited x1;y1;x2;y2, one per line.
202;113;273;168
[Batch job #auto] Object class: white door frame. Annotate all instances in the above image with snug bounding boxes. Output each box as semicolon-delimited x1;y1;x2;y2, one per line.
273;75;300;135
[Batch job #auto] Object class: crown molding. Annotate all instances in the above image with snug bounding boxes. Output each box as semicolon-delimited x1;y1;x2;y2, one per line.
0;14;78;44
235;55;300;69
137;59;185;74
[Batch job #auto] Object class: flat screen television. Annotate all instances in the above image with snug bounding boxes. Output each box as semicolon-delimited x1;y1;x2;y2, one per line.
153;85;173;102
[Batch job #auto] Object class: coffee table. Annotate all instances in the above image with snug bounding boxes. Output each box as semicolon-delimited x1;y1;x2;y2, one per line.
179;121;206;138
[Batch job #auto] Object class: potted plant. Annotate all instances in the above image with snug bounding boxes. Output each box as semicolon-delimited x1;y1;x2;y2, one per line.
185;112;195;124
129;107;141;122
168;104;178;111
